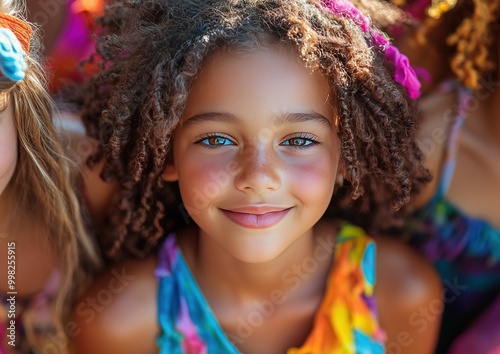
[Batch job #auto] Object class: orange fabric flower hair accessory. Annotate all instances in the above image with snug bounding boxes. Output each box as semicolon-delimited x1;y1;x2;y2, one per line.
0;13;31;53
0;14;31;85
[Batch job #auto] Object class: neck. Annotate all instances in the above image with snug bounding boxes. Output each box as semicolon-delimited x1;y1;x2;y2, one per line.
181;221;336;306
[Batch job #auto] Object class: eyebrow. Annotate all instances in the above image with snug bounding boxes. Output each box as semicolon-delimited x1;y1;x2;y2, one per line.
183;111;332;128
274;112;332;128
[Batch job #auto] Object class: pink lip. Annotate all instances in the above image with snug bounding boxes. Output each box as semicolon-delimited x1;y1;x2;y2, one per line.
221;207;291;229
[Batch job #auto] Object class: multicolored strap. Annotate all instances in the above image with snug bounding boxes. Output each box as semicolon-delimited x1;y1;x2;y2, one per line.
288;223;385;353
156;223;384;353
432;82;473;202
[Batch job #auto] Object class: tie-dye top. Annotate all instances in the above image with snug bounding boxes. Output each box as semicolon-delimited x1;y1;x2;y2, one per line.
406;81;500;351
155;222;385;354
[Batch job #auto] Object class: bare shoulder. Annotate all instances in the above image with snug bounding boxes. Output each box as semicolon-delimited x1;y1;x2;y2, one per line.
374;236;442;304
71;257;160;354
374;236;442;354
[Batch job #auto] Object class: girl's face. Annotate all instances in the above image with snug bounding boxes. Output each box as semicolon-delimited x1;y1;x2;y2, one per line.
164;46;340;263
0;94;17;196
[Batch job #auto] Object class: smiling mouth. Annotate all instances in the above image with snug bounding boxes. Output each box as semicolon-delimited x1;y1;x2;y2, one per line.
221;208;292;229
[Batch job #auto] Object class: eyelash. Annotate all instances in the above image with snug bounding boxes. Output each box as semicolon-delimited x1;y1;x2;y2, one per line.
194;133;320;149
195;133;236;148
280;133;319;149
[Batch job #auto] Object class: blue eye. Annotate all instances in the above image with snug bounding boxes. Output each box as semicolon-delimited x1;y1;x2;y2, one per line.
281;136;318;148
196;135;235;147
282;138;312;147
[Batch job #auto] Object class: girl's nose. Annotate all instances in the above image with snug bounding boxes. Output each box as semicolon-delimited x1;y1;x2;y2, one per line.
234;145;281;194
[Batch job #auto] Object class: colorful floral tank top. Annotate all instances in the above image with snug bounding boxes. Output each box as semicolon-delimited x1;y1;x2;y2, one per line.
406;81;500;351
155;222;385;353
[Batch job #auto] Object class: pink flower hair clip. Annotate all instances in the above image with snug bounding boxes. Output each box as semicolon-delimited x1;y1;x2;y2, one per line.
321;0;422;99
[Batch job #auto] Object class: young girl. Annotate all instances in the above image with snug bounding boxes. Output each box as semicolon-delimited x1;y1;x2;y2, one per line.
72;0;441;353
0;1;101;352
386;0;500;352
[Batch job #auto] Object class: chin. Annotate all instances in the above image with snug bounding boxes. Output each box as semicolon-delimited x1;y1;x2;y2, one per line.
225;243;287;264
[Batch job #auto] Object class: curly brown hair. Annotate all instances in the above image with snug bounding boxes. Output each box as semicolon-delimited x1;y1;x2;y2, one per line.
79;0;429;260
392;0;500;90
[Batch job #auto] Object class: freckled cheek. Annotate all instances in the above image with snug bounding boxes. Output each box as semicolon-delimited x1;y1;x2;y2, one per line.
177;152;238;202
285;155;337;202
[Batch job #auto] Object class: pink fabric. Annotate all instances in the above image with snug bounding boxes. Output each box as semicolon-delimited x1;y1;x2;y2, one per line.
384;44;421;99
449;294;500;354
405;0;432;20
320;0;422;99
46;0;102;92
177;299;207;354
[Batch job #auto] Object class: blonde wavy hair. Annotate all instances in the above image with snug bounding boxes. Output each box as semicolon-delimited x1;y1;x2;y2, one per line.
1;0;101;351
392;0;500;89
444;0;499;88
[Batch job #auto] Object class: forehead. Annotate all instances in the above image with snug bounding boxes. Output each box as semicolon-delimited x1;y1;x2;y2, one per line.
182;45;334;120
